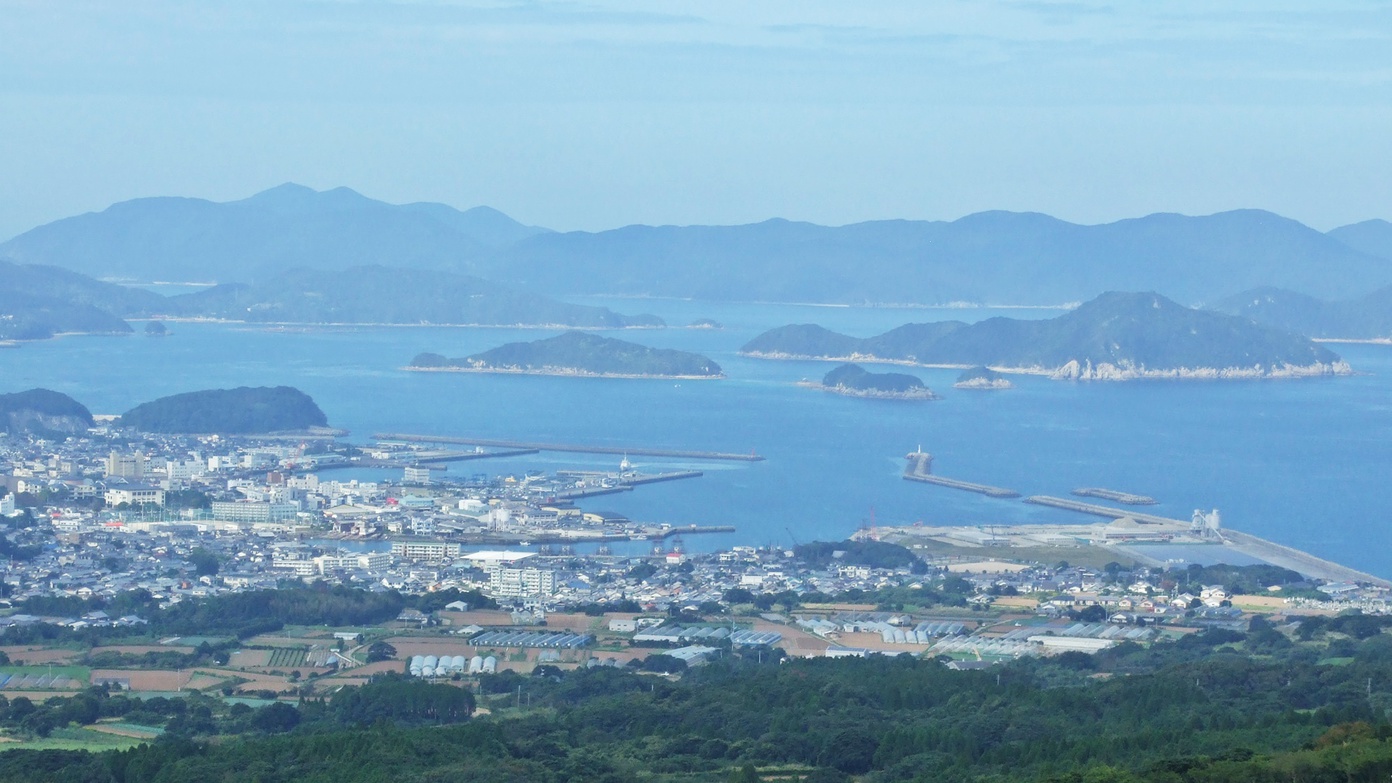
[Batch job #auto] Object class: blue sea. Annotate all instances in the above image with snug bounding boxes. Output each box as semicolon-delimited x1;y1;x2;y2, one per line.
4;297;1391;577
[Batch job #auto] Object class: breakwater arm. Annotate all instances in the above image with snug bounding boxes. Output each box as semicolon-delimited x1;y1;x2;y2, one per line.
373;433;764;462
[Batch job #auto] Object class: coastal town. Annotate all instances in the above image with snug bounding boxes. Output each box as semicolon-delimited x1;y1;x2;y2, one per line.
1;423;1390;695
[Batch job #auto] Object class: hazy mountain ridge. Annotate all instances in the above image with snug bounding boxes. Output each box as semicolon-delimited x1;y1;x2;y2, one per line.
743;292;1348;380
496;209;1388;305
6;187;1391;306
1327;219;1392;263
0;184;549;285
412;331;724;378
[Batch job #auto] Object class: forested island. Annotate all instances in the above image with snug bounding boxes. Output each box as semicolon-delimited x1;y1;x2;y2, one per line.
409;332;724;379
954;366;1013;389
0;388;93;435
811;363;939;400
119;386;329;434
743;292;1350;380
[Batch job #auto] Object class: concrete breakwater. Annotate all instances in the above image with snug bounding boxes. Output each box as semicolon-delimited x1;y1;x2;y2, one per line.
902;452;1021;499
374;433;765;462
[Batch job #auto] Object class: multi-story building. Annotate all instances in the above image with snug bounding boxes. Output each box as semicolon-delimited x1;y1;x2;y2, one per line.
487;566;556;598
390;540;461;561
104;451;146;479
210;501;300;523
104;486;166;507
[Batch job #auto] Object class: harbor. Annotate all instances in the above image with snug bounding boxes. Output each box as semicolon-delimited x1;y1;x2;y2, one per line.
372;433;765;462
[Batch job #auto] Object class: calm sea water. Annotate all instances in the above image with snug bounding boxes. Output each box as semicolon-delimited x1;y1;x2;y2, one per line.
4;297;1391;577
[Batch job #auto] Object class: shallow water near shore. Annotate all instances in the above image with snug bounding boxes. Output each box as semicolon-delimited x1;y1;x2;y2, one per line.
5;297;1392;578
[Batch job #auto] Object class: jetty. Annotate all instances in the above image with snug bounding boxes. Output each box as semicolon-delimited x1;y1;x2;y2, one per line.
373;433;764;462
1072;488;1158;505
551;470;703;500
1222;530;1392;587
1023;496;1187;526
902;451;1020;499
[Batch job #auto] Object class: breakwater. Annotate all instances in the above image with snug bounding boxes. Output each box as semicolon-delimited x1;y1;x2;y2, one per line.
902;452;1020;499
1023;496;1187;526
374;433;764;462
1072;488;1157;505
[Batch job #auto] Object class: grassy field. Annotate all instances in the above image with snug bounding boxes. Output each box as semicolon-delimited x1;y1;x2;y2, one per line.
0;727;144;753
0;665;90;685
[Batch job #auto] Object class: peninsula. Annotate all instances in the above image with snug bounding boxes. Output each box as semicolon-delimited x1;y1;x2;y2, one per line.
1212;284;1392;341
408;331;724;379
119;386;329;434
742;291;1350;381
810;363;939;400
0;388;94;435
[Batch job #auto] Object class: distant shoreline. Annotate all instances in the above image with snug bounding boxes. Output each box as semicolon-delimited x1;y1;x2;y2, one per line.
403;366;724;380
744;352;1353;381
133;317;663;330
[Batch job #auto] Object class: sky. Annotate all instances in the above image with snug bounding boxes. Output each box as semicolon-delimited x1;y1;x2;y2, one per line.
2;0;1391;239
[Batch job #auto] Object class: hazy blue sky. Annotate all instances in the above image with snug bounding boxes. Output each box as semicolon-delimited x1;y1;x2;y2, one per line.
2;1;1390;238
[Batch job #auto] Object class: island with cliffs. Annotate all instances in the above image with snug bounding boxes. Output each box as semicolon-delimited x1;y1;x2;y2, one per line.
408;331;725;379
742;291;1351;381
806;363;939;400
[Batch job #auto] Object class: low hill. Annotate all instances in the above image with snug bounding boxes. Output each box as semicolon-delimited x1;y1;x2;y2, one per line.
0;183;549;284
819;364;938;399
0;290;132;341
410;332;723;378
165;266;661;328
119;386;328;434
0;389;93;435
1211;286;1392;340
743;292;1348;380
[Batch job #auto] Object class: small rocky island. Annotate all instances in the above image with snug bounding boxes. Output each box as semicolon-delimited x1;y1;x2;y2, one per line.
954;366;1013;390
119;386;330;434
409;331;724;379
687;318;723;330
812;363;939;400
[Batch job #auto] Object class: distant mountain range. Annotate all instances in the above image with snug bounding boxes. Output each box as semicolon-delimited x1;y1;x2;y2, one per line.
1211;285;1392;340
4;185;1392;306
743;292;1350;380
410;332;724;379
0;183;548;284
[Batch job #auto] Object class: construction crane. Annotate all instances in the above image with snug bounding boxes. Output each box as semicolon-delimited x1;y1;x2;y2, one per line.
785;527;801;547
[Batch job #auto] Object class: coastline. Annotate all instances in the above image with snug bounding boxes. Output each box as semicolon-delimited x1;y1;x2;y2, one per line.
136;317;664;330
402;365;725;380
744;351;1353;381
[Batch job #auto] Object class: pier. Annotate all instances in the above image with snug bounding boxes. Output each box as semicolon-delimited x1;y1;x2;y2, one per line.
550;470;704;500
1024;496;1187;527
373;433;765;462
1072;488;1158;505
902;452;1021;499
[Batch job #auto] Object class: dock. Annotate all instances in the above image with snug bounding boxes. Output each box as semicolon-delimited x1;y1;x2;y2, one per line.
550;470;703;501
1024;496;1187;526
373;433;764;462
902;452;1020;499
1072;488;1158;505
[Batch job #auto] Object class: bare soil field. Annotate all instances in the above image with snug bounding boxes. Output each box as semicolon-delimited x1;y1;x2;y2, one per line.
0;647;81;664
91;645;195;656
89;669;189;691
